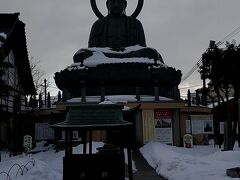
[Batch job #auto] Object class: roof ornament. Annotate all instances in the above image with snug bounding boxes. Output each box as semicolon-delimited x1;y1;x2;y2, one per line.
90;0;144;19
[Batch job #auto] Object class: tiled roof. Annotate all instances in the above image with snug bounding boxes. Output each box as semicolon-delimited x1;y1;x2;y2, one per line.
0;13;19;34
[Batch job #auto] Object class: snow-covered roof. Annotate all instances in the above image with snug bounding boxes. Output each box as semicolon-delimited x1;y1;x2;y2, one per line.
67;95;173;104
0;32;7;39
207;97;234;108
89;45;146;54
0;32;7;47
67;45;168;71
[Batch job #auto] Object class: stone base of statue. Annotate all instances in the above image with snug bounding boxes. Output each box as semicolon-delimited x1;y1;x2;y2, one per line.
54;46;182;100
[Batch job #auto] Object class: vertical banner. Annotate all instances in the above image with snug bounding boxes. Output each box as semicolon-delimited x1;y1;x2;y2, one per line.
142;110;155;144
154;109;173;144
186;120;191;133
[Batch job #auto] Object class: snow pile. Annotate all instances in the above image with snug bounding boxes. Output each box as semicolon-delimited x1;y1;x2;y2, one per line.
99;101;130;111
123;106;130;111
99;99;116;104
105;95;137;103
67;64;88;71
89;45;146;54
140;141;240;180
28;141;55;153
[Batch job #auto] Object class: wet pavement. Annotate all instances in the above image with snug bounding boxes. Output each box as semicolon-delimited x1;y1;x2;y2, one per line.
126;150;167;180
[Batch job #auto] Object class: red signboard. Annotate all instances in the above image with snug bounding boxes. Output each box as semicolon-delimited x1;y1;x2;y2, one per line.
154;110;172;119
154;110;172;128
154;109;173;144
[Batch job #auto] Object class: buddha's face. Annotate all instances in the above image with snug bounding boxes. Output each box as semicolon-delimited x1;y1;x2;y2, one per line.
107;0;127;16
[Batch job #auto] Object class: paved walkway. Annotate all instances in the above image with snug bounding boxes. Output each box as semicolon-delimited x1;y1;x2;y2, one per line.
126;150;167;180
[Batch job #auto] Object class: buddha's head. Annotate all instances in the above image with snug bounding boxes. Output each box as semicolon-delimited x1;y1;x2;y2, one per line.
106;0;127;16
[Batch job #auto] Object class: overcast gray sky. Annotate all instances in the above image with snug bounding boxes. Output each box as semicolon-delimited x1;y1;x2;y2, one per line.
1;0;240;97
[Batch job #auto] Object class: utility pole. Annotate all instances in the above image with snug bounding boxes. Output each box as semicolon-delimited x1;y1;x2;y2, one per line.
238;99;240;147
202;54;207;107
187;89;192;134
47;92;51;108
187;89;191;107
44;79;47;107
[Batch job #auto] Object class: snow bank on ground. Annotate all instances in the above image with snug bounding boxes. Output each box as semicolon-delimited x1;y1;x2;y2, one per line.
28;141;55;153
140;141;240;180
0;142;136;180
0;142;104;180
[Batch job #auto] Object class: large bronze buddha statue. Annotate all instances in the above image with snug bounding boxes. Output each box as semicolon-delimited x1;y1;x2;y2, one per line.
89;0;145;48
55;0;182;100
73;0;163;64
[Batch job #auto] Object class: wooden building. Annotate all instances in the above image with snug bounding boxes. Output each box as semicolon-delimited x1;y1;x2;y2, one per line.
29;94;216;149
180;105;212;145
0;13;35;153
30;96;184;147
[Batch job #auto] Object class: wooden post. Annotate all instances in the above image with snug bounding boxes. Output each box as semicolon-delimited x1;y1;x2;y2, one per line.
65;130;69;157
83;130;87;155
69;130;73;155
100;82;105;102
89;130;92;154
62;88;66;102
172;110;181;146
80;81;86;102
135;81;141;101
154;79;159;101
127;147;133;180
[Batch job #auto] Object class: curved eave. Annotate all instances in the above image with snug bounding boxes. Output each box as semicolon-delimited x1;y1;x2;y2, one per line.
51;120;132;130
55;63;182;89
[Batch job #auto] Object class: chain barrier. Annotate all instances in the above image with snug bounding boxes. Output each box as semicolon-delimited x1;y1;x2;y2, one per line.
0;158;35;180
